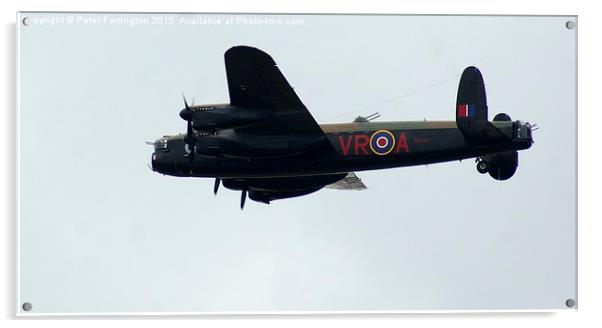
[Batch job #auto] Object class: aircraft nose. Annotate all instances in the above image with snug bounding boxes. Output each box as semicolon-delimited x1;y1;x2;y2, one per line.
151;152;168;173
151;151;180;175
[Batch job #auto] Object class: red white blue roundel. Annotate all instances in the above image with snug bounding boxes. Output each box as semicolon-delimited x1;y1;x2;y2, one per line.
369;130;396;155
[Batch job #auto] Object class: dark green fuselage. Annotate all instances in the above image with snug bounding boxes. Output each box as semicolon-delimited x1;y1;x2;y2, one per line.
151;120;531;178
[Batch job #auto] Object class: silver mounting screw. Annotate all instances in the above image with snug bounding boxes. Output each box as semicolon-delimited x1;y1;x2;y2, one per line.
22;302;32;311
565;298;576;308
566;21;575;30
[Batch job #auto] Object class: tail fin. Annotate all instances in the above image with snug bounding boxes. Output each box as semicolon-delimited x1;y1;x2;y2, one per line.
456;66;489;139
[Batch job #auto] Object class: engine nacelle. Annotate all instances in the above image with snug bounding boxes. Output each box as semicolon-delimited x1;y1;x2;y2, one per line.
193;131;327;159
180;104;273;130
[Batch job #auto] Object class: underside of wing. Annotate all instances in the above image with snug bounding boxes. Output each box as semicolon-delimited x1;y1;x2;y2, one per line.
325;173;367;190
222;173;348;204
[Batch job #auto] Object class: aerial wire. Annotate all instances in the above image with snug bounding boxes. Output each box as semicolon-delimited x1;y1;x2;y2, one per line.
322;73;461;122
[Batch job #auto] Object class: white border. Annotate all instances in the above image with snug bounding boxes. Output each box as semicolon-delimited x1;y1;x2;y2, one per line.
13;10;579;316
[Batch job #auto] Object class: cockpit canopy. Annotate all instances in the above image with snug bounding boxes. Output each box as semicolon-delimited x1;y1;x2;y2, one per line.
154;136;168;151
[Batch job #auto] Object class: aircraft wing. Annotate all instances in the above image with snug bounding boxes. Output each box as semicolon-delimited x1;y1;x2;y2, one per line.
325;173;367;190
224;46;327;136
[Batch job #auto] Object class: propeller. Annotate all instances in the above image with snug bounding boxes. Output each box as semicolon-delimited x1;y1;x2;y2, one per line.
183;95;195;162
213;178;220;195
240;189;247;209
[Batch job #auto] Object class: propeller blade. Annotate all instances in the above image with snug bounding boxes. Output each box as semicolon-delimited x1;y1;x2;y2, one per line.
182;94;195;162
186;120;195;161
213;178;220;195
240;189;247;209
187;120;193;139
145;141;154;145
182;93;190;110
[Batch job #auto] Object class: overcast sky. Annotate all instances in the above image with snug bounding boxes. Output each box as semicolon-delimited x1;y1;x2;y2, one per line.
18;13;576;313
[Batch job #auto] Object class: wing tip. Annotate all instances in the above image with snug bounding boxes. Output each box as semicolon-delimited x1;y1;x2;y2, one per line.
225;45;276;66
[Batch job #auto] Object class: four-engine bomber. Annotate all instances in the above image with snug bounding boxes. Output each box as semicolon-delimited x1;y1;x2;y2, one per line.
151;46;533;208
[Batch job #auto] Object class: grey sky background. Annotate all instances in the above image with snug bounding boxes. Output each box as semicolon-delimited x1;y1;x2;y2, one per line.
18;13;576;313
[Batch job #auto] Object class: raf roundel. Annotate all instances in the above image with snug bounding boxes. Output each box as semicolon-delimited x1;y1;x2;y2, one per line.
369;130;396;155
